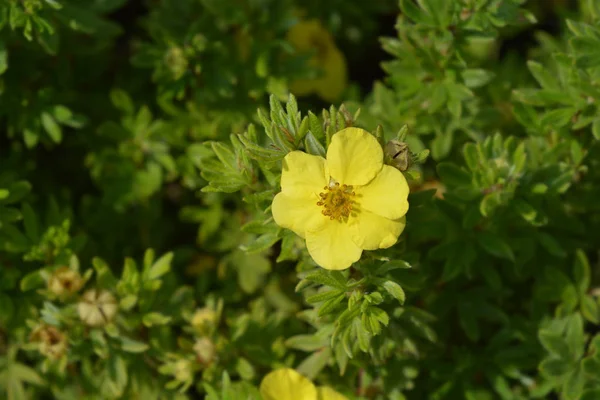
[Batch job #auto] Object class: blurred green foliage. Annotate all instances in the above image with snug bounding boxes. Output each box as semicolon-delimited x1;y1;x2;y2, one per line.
1;0;600;399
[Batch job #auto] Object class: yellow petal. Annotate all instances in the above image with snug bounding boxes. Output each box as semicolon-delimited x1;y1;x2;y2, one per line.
315;47;347;102
354;165;410;220
350;211;406;250
318;386;349;400
306;220;362;270
281;151;328;197
272;192;325;239
326;128;383;186
260;368;318;400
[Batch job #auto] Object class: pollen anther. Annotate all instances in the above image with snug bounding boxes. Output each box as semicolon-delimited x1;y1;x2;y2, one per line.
316;182;356;221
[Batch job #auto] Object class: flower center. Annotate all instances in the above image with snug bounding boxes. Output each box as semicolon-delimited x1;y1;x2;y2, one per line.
317;182;355;221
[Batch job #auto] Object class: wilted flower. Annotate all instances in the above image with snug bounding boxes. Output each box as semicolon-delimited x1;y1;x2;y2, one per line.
272;128;410;270
47;266;84;299
30;324;68;360
193;337;216;366
286;19;347;102
260;368;347;400
77;289;118;327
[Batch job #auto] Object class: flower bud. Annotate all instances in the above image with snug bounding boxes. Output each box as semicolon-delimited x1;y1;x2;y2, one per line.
384;140;411;172
191;307;217;334
30;325;67;360
48;267;84;299
193;337;216;366
78;289;118;327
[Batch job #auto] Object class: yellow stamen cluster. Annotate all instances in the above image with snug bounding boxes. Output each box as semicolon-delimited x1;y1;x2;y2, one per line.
317;182;355;221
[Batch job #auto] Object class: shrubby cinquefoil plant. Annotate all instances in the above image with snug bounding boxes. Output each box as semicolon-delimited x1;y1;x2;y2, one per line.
1;0;600;399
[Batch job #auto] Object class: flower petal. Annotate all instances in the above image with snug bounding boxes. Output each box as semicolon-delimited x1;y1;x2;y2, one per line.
318;386;349;400
350;211;406;250
281;151;329;197
272;192;325;239
306;220;362;270
326;128;383;186
260;368;318;400
315;47;347;102
354;165;410;220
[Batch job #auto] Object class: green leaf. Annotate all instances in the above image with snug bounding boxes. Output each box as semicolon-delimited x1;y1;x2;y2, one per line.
304;270;347;290
120;337;149;353
572;36;600;68
539;331;571;359
399;0;434;25
436;162;471;187
573;249;590;294
21;203;38;242
376;260;411;274
540;108;577;129
562;364;585;400
146;252;173;280
142;312;172;327
306;289;345;304
581;390;600;400
592;119;600;140
285;334;328;352
41;112;62;143
11;363;45;386
581;296;599;324
461;69;494;88
431;130;453;160
476;232;514;261
538;232;567;258
240;232;280;254
318;293;346;317
20;270;44;292
3;181;31;204
539;357;570;377
382;281;406;305
0;43;7;75
527;61;559;90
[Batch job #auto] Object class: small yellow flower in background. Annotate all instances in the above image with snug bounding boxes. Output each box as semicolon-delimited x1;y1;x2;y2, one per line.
78;289;118;327
286;19;348;102
191;307;217;334
272;128;409;270
30;324;68;360
47;266;84;299
260;368;348;400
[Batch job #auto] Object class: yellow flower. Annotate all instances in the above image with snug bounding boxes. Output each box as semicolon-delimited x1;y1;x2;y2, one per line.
286;19;347;102
47;266;84;299
260;368;348;400
191;307;217;334
272;128;409;270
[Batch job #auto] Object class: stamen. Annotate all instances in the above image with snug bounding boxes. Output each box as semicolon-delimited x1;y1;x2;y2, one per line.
316;181;357;221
